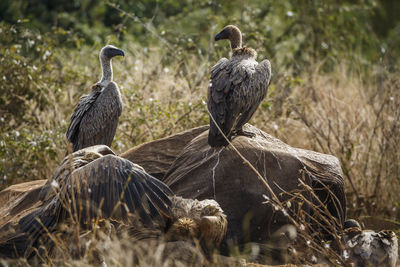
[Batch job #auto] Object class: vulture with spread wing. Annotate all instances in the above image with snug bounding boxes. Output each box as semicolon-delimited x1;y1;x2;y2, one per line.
17;146;173;250
66;45;124;152
0;146;227;261
208;25;271;147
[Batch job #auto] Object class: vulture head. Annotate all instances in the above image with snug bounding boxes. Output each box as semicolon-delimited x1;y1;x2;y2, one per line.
100;45;125;60
98;45;124;85
344;219;361;230
215;25;242;50
164;197;227;257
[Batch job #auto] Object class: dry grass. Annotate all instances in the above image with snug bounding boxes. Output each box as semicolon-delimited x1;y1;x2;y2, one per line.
255;66;400;220
1;33;399;265
110;43;400;220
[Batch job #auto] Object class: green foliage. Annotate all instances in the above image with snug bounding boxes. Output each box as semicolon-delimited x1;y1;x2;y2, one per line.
0;22;82;128
1;1;399;68
0;22;86;189
0;22;53;127
0;1;399;220
0;128;61;188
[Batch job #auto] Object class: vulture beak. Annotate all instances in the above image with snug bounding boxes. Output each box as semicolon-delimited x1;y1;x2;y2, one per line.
214;32;223;41
214;29;229;41
112;48;125;57
102;45;125;58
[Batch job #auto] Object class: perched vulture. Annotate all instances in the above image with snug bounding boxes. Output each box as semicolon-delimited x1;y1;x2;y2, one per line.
207;25;271;147
66;45;124;152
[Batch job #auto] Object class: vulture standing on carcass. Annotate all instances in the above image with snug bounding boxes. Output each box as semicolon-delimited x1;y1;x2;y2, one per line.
207;25;271;147
66;45;124;152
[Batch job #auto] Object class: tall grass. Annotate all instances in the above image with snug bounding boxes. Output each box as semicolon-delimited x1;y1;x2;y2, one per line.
258;65;400;220
0;18;399;265
1;31;399;221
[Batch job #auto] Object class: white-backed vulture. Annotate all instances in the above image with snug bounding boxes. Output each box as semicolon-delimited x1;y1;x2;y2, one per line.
343;223;398;267
0;146;227;262
66;45;124;152
13;145;172;255
207;25;271;147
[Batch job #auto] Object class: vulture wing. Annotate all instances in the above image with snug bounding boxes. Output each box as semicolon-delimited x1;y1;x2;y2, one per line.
39;145;116;201
207;58;231;146
19;154;173;243
234;59;271;129
62;154;173;227
207;57;271;146
66;84;102;151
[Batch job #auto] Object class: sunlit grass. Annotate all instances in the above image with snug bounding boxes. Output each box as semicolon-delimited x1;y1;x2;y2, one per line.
1;35;399;220
0;18;399;265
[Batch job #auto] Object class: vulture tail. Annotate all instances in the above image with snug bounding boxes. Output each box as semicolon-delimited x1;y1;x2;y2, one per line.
208;121;229;147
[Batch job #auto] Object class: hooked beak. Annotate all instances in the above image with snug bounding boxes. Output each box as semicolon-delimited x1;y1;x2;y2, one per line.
214;32;223;41
214;28;229;42
114;48;125;57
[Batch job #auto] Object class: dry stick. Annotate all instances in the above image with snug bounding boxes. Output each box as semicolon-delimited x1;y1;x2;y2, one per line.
301;168;346;227
297;179;343;243
282;184;340;241
291;100;360;202
35;218;68;253
280;190;345;262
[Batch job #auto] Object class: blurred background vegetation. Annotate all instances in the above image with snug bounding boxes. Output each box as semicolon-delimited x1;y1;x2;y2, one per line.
0;0;399;224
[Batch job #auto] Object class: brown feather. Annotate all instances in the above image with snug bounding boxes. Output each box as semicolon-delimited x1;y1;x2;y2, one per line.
207;38;271;147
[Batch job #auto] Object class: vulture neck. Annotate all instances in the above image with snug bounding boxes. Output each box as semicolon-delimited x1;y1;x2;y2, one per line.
99;56;113;86
229;28;242;50
232;47;257;59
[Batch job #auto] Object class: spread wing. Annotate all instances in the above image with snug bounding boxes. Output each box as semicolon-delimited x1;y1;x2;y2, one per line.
66;82;123;152
19;154;173;243
39;145;116;201
62;154;173;227
207;57;271;146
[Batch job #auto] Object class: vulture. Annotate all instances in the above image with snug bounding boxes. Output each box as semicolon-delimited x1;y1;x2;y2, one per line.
0;146;227;261
11;145;173;256
207;25;271;147
342;220;398;267
66;45;125;152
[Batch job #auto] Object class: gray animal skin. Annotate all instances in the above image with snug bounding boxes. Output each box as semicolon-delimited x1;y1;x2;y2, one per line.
66;45;124;152
208;25;271;147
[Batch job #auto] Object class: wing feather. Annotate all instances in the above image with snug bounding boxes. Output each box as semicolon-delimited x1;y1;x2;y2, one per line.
146;197;164;225
66;85;102;149
141;181;171;217
235;59;271;128
66;154;172;226
17;149;173;250
127;180;153;226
